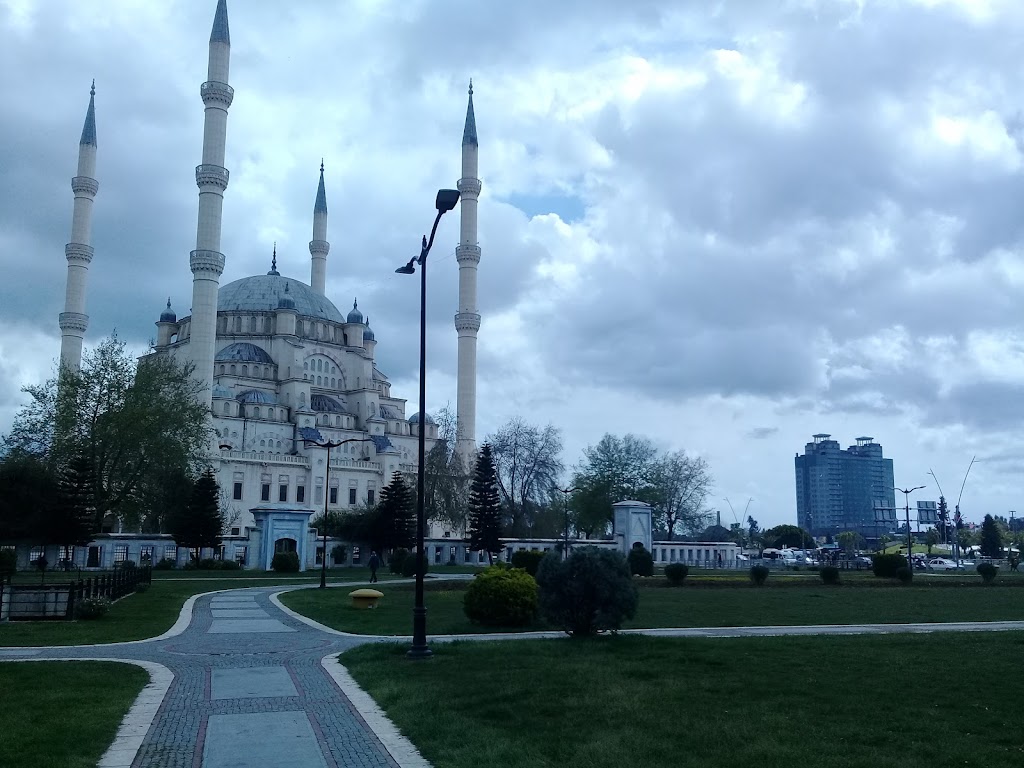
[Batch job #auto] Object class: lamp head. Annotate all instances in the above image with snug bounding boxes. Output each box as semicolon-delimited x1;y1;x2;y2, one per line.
395;260;416;275
435;188;461;212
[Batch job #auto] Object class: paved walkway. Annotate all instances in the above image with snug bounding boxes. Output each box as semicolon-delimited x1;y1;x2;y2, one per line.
6;581;1024;767
0;585;412;768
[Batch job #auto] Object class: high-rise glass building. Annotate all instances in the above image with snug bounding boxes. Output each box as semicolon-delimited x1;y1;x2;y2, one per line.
794;435;895;539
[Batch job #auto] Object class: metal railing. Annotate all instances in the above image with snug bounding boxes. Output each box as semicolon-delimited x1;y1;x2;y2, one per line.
0;566;152;621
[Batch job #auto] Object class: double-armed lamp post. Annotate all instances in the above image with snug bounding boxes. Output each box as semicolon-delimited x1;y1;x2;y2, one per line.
395;188;461;659
894;484;926;563
302;436;373;588
556;487;579;560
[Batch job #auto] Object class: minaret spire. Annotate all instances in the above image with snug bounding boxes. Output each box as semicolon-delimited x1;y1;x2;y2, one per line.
455;80;482;462
309;161;330;295
59;81;100;370
187;0;234;410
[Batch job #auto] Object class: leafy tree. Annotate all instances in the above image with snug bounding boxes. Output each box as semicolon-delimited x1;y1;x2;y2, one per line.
763;524;811;549
647;451;712;540
377;471;414;551
488;417;564;536
570;434;659;537
48;451;98;547
3;336;210;530
980;514;1003;558
467;444;503;564
0;453;59;542
167;469;222;556
747;516;762;551
924;527;940;555
421;405;469;530
837;531;864;558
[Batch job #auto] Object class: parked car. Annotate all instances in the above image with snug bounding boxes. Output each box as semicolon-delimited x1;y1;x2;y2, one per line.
854;555;873;569
927;558;957;571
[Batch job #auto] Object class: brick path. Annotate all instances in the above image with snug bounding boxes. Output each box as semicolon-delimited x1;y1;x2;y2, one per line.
0;586;403;768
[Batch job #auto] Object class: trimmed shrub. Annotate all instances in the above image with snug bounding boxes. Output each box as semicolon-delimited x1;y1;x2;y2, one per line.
820;566;840;585
389;548;408;574
664;563;689;585
116;559;137;571
977;562;999;584
896;566;913;583
627;544;654;577
464;566;538;627
401;551;430;578
76;596;112;620
219;559;242;571
0;549;16;577
750;565;770;586
536;547;638;637
198;558;219;570
154;557;176;570
271;551;300;573
872;553;908;579
510;549;546;576
134;582;150;593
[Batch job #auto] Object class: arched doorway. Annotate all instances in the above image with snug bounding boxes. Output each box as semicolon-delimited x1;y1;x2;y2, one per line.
274;538;297;554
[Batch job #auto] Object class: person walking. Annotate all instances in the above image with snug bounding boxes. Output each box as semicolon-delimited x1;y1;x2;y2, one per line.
368;550;380;583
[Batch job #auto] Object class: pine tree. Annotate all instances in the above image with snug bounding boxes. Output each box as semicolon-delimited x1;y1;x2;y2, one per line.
168;469;222;556
468;444;503;564
980;513;1003;558
51;451;97;546
377;471;415;551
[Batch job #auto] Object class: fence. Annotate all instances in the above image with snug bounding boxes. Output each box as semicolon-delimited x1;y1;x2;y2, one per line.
0;566;152;621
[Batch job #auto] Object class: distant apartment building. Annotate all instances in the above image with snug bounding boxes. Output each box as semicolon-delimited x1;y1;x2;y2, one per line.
794;434;896;539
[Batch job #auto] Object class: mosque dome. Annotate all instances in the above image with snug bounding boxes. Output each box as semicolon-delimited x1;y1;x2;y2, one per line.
311;394;350;413
215;342;274;364
235;389;277;404
218;275;343;322
159;299;176;323
346;299;363;324
212;384;232;399
408;412;435;425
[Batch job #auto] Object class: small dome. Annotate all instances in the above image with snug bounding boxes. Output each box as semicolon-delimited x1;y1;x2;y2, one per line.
277;283;295;310
363;316;375;341
212;384;232;399
215;342;275;364
235;390;277;404
311;393;350;413
160;298;176;323
347;299;363;324
408;412;435;425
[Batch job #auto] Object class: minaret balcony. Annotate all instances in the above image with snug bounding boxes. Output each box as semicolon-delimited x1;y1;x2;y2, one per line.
454;312;481;333
65;242;94;266
190;249;226;276
71;176;99;197
59;312;89;333
200;80;235;108
455;244;481;265
196;164;230;191
457;177;482;197
309;240;330;256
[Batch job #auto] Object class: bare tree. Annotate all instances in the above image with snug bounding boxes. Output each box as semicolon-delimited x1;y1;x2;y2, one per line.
648;451;713;540
418;405;469;532
487;417;564;536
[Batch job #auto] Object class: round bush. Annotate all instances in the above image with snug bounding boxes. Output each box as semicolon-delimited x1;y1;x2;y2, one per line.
627;545;654;577
464;566;538;627
389;548;408;575
664;563;689;585
872;554;908;579
401;551;430;578
154;557;176;570
76;596;112;620
896;565;913;583
976;562;999;583
820;566;840;585
510;550;546;576
535;547;638;636
750;565;770;586
271;551;300;573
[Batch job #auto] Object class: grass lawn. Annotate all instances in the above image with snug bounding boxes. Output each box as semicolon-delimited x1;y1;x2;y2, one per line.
0;661;148;768
280;577;1024;636
0;570;397;647
342;633;1024;768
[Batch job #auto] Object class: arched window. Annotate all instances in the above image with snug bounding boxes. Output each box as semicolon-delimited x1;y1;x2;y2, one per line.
230;365;236;375
276;441;281;449
332;366;337;374
219;365;225;375
336;416;341;426
330;378;335;388
303;374;308;381
254;407;260;419
296;320;304;336
224;402;231;415
317;376;322;385
260;440;266;447
242;365;248;377
317;359;323;372
304;361;308;370
264;317;272;333
299;392;306;405
249;317;256;332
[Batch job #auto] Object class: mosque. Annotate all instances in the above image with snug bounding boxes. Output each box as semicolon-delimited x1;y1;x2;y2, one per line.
53;0;482;568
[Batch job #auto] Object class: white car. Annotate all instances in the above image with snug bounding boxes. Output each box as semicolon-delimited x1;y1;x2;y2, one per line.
927;558;957;571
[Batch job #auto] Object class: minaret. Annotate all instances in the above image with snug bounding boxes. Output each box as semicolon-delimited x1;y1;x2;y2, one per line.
455;81;481;462
58;81;99;371
310;161;330;295
187;0;233;409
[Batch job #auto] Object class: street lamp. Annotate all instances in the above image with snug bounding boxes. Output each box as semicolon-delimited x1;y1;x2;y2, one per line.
395;187;461;660
301;436;374;588
894;485;926;565
556;487;579;560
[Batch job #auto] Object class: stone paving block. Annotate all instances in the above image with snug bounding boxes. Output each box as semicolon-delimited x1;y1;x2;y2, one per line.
210;608;269;618
203;711;328;768
208;618;296;633
211;666;298;700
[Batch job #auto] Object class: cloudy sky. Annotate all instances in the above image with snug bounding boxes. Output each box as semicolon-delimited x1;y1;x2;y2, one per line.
4;0;1024;529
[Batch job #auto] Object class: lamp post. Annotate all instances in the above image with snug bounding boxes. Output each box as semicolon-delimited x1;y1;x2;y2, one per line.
396;188;461;660
894;485;926;565
301;436;374;588
556;487;579;560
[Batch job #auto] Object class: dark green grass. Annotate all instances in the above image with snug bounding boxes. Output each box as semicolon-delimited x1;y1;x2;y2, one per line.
280;579;1024;636
342;633;1024;768
0;573;380;651
0;661;148;768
